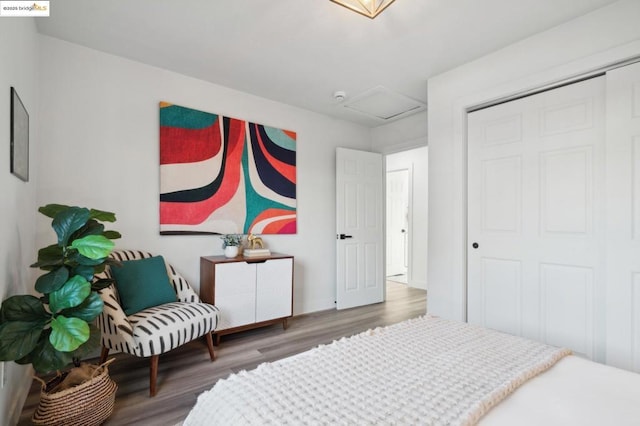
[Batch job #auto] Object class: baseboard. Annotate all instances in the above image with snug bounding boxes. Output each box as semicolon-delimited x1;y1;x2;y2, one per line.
294;297;335;316
408;279;427;290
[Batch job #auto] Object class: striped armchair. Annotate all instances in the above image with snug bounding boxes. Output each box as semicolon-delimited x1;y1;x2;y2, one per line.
96;249;219;396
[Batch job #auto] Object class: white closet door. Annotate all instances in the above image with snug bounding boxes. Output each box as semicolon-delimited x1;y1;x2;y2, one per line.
605;61;640;372
467;77;606;361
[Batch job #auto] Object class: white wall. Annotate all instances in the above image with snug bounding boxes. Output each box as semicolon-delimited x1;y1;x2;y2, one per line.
37;36;372;316
385;147;428;290
0;17;39;426
371;111;427;154
427;0;640;321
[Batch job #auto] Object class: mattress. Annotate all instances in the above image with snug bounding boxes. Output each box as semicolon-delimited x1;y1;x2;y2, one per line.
479;354;640;425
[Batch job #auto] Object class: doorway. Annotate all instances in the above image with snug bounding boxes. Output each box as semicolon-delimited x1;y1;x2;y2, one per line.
386;169;409;283
385;147;428;291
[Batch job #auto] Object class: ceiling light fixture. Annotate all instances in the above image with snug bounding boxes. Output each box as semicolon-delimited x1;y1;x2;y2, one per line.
330;0;396;19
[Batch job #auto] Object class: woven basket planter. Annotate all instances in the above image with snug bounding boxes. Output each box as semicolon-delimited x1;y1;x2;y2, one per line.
32;361;117;426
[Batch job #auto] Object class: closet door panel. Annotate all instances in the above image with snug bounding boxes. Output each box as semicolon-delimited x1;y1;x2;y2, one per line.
605;61;640;372
468;76;605;360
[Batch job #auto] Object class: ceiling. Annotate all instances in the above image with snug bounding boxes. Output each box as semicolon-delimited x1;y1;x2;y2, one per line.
36;0;618;127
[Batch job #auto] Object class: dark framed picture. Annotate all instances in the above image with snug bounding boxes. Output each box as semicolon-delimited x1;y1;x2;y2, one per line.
10;87;29;182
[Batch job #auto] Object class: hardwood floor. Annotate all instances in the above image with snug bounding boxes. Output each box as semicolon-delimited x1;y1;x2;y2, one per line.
17;282;426;426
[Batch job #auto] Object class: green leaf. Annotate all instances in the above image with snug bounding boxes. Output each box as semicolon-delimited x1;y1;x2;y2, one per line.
0;295;48;322
30;244;64;269
103;230;122;240
50;316;89;352
34;267;70;294
62;292;103;322
71;235;114;260
49;276;91;313
52;206;90;247
92;264;107;275
13;328;47;365
89;208;116;222
0;320;46;361
70;324;101;361
27;334;72;374
91;278;115;291
71;264;97;281
70;219;104;243
66;250;104;267
38;204;71;219
14;353;33;365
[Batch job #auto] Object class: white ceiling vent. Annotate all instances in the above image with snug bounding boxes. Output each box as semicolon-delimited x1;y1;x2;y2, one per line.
342;86;426;122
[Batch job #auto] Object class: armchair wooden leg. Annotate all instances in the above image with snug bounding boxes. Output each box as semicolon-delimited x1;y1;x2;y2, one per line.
205;332;216;361
100;347;109;364
150;355;159;397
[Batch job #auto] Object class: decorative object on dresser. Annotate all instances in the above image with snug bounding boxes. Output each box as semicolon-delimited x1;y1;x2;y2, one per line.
246;233;264;249
95;249;220;396
244;233;270;257
220;234;243;258
243;248;271;258
0;204;121;426
200;253;293;345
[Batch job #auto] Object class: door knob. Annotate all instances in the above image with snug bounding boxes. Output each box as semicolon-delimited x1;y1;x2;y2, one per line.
338;234;353;240
472;242;479;249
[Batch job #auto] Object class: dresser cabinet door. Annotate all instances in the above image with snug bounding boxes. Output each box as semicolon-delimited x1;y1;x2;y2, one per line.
255;258;293;323
215;262;257;330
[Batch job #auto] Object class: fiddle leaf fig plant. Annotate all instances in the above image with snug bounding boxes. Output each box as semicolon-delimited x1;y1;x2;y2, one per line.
0;204;121;374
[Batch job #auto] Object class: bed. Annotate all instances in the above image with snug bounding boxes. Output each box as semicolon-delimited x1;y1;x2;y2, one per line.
184;315;640;425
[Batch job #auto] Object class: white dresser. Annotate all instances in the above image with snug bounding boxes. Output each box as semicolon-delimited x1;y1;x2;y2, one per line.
200;253;293;344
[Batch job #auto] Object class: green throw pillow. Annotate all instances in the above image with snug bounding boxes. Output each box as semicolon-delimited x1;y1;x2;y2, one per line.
111;255;178;315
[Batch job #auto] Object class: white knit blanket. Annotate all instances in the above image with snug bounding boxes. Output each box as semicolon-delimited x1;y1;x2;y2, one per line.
184;316;570;425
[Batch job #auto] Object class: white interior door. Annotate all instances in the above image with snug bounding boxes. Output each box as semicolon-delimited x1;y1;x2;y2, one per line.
336;147;384;310
386;169;409;277
467;76;606;361
605;61;640;372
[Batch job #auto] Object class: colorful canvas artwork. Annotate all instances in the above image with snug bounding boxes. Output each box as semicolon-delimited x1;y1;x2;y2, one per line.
159;102;297;234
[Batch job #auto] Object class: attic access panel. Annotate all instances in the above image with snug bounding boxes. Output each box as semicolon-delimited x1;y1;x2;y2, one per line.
343;86;426;122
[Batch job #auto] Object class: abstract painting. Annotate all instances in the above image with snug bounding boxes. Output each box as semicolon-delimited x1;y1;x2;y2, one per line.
159;102;296;235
